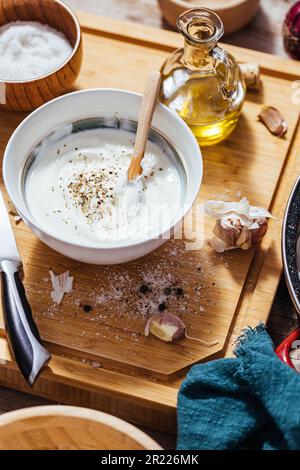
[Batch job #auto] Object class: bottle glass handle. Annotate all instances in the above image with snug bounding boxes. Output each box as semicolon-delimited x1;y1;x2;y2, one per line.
211;46;238;100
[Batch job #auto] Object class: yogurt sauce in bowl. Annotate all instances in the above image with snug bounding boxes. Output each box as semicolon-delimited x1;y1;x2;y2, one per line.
24;118;185;247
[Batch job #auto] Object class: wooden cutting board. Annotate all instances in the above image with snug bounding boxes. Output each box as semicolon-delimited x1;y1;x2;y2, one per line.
0;11;300;432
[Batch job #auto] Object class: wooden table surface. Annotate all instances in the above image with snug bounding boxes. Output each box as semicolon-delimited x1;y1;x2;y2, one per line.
0;0;298;450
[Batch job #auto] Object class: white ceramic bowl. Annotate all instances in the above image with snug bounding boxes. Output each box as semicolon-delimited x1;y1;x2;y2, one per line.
3;89;202;265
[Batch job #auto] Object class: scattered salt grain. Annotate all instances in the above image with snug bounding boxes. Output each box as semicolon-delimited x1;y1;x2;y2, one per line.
91;361;101;369
0;21;72;81
49;270;73;305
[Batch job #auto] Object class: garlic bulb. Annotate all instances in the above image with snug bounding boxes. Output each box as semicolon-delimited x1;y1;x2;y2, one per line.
205;198;272;253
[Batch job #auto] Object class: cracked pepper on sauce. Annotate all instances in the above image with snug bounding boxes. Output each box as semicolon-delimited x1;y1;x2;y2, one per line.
25;128;183;246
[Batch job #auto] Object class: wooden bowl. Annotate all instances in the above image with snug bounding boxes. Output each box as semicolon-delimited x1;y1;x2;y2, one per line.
157;0;260;35
0;0;83;112
0;405;162;450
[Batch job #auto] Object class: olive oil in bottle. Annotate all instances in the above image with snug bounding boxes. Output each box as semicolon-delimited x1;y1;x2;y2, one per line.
160;8;246;147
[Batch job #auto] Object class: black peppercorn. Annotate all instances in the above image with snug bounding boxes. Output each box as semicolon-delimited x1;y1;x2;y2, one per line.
140;284;150;294
176;288;184;296
83;304;92;313
158;302;166;311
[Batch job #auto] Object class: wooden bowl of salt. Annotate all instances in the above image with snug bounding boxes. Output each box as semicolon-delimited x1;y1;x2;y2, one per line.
0;0;82;112
0;405;162;450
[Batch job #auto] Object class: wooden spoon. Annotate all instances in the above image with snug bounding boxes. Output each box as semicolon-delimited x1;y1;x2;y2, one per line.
127;71;162;181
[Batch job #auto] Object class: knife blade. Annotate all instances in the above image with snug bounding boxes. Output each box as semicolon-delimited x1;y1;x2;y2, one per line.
0;190;50;385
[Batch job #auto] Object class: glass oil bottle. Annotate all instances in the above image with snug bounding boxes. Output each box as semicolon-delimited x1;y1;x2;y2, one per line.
160;8;246;146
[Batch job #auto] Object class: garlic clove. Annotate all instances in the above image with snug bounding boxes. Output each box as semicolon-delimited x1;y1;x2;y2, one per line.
258;106;288;137
236;227;251;248
211;236;227;253
239;239;253;251
212;218;244;251
145;313;185;342
213;220;237;248
144;313;219;347
251;218;268;245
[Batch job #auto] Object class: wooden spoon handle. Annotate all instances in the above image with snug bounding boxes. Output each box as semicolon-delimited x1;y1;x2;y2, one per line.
128;71;162;181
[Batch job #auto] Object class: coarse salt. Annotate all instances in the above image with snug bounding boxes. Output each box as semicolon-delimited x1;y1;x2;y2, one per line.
0;21;72;81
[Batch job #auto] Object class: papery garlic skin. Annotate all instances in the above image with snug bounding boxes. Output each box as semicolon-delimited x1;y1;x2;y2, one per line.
49;270;74;304
205;198;271;227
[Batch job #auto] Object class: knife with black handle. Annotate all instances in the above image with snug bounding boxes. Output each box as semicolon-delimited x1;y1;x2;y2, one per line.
0;191;50;385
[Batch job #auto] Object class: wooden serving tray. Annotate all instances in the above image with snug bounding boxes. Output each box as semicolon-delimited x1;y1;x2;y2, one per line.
0;12;300;433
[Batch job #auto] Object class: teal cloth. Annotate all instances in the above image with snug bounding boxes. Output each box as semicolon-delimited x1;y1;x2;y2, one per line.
177;324;300;450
